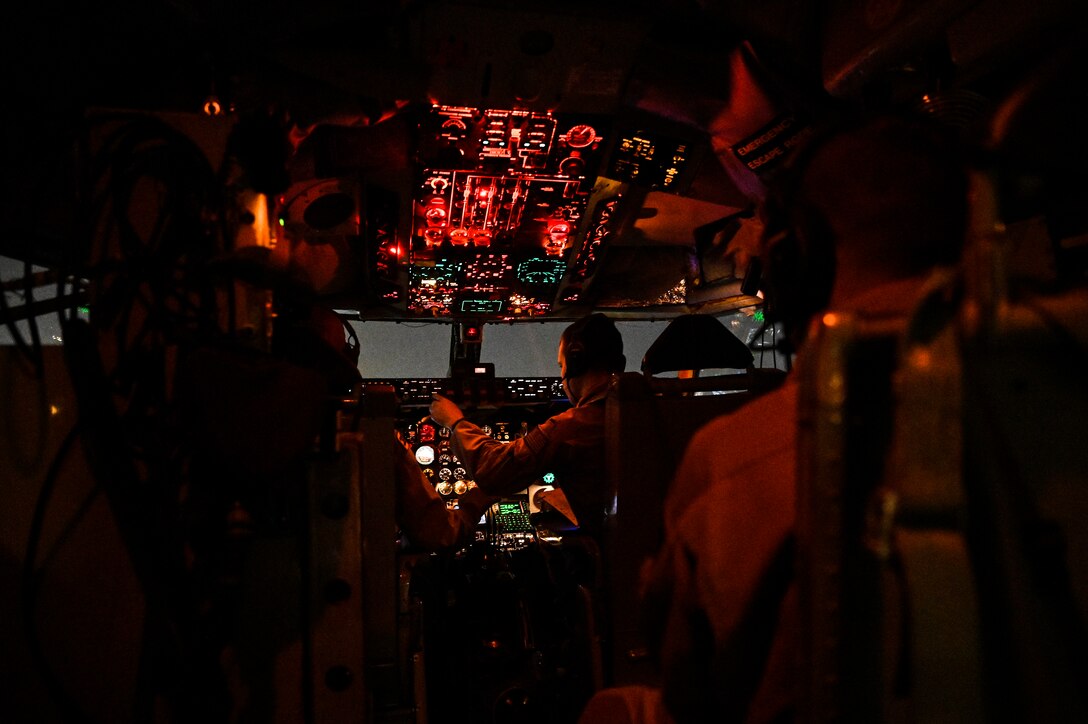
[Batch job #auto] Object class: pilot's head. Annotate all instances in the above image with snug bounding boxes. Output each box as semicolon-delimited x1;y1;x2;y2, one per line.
558;313;625;402
274;303;362;394
760;112;970;350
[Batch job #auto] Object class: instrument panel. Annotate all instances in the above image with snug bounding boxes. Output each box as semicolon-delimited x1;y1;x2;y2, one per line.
373;376;569;550
363;376;565;409
409;105;607;318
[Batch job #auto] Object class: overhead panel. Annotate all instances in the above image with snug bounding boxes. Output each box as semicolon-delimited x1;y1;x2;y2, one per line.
408;104;607;318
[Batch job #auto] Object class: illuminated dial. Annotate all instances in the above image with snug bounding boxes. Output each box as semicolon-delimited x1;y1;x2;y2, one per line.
438;467;453;481
436;481;454;496
415;445;435;465
453;480;469;496
440;117;468;143
565;124;596;149
425;206;447;226
548;221;570;242
453;467;467;480
559;156;585;176
438;453;453;467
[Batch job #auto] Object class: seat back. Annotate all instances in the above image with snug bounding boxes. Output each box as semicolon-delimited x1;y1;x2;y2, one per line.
958;287;1088;723
640;313;755;376
795;285;1088;723
603;369;784;687
796;311;976;723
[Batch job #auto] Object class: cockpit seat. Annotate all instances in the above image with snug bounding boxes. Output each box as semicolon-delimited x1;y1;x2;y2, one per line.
600;312;787;692
795;283;1088;723
638;312;785;397
640;312;755;377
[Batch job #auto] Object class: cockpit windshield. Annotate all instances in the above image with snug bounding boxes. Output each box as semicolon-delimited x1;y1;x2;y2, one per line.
348;310;776;379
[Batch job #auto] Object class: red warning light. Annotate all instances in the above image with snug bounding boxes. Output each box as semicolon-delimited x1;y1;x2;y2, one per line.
419;423;436;443
463;325;482;343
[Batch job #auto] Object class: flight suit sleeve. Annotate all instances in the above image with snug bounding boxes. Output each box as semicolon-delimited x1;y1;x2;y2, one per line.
449;417;559;496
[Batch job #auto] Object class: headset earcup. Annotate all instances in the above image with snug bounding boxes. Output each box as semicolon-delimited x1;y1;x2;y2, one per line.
758;127;840;349
762;208;836;351
564;340;587;379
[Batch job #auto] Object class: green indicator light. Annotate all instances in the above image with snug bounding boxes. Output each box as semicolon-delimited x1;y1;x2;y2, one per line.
754;309;765;323
78;306;90;315
543;472;555;484
278;217;285;226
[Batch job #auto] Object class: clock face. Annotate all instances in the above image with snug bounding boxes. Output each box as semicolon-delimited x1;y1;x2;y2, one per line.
415;445;435;465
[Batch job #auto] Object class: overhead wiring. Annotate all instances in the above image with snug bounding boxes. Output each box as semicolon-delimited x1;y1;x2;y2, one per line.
24;109;241;721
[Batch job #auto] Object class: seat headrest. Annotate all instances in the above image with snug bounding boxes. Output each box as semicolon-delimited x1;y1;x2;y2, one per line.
641;314;754;375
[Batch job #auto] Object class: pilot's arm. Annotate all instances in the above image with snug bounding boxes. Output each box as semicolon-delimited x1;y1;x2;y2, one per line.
429;394;563;498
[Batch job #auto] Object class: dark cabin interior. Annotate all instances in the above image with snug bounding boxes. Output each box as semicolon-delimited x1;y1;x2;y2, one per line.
2;2;1087;723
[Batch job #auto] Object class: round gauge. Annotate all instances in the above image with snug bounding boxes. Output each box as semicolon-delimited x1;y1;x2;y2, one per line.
422;468;435;480
424;206;447;226
453;480;469;496
438;453;453;467
548;222;570;242
415;445;435;465
438;467;453;481
481;425;492;436
439;426;451;438
559;156;585;176
565;124;596;149
448;228;471;246
436;481;454;496
453;467;467;480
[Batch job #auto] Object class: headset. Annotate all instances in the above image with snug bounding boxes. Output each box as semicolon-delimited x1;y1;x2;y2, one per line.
563;337;589;381
757;121;841;353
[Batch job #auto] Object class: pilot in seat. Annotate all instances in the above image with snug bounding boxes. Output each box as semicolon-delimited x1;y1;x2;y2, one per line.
428;312;626;544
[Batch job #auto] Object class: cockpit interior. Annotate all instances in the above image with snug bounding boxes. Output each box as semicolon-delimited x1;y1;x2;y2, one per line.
3;1;1087;723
